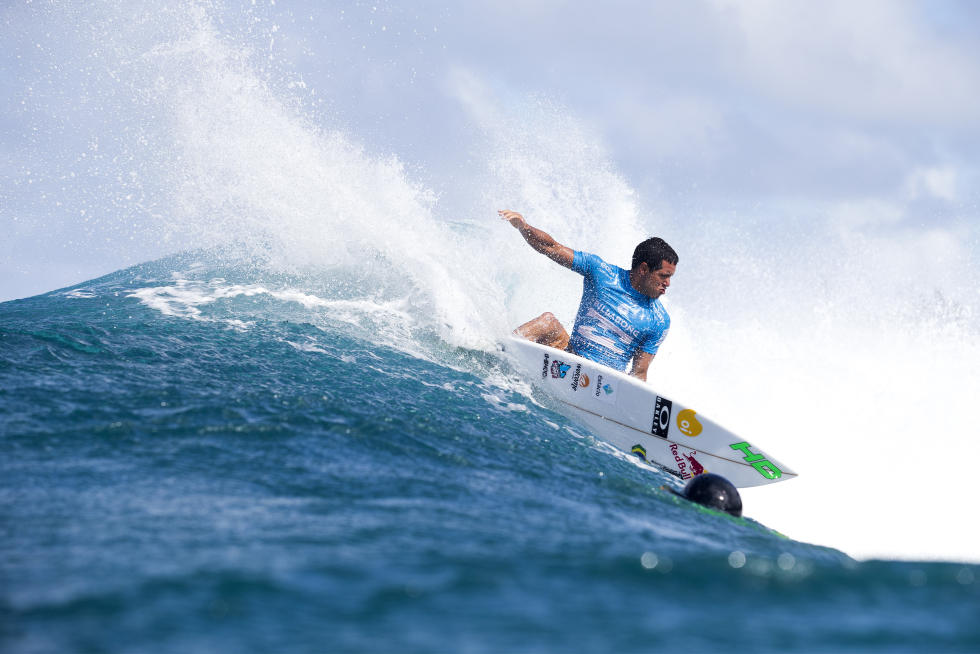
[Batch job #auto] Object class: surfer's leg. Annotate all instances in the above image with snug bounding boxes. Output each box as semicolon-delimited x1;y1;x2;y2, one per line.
514;312;571;350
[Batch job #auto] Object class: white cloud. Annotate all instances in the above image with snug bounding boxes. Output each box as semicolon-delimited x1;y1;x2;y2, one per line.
905;166;959;202
828;197;904;231
606;93;726;164
441;1;978;211
712;0;980;124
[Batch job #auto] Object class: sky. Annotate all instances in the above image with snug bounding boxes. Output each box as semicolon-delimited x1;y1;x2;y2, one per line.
3;0;979;302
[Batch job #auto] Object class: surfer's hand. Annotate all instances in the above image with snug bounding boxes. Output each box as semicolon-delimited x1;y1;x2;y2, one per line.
498;210;526;229
499;211;574;267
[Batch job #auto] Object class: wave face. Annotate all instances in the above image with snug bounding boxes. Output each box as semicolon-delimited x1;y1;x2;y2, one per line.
3;1;980;651
2;260;979;653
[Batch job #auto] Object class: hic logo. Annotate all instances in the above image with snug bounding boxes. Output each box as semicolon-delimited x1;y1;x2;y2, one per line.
651;395;672;438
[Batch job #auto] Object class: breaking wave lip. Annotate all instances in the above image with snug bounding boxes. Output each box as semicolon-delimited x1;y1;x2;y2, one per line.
126;278;413;323
63;289;99;299
122;273;437;367
113;258;524;394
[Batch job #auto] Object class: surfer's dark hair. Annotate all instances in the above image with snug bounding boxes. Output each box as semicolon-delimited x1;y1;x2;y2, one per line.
632;237;678;271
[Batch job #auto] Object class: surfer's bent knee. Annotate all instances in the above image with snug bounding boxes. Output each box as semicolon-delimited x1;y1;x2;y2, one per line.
513;312;570;350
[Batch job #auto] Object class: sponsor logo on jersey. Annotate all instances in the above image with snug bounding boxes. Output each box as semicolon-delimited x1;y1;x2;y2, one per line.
593;302;641;340
730;441;782;479
651;396;672;438
550;360;570;379
676;408;703;437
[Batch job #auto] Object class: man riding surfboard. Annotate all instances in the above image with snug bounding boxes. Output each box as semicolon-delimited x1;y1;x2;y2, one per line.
500;209;677;382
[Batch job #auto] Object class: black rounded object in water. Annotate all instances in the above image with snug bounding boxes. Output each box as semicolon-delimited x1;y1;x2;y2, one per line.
680;473;743;517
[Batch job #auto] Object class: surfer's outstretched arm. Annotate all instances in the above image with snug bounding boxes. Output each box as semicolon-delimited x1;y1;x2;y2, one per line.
499;210;574;268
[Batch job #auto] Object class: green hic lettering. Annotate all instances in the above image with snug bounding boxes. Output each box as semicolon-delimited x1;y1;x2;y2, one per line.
751;461;782;479
729;441;764;462
730;441;782;479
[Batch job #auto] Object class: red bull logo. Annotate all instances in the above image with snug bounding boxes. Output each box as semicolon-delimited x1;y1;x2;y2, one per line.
683;453;706;476
670;444;706;480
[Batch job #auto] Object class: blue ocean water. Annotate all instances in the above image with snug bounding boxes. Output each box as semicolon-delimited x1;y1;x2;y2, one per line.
2;257;978;653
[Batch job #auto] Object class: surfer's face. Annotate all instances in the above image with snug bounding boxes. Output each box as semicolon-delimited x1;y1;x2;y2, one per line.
632;260;675;299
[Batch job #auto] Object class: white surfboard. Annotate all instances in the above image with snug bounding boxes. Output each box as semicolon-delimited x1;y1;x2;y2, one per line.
504;336;797;488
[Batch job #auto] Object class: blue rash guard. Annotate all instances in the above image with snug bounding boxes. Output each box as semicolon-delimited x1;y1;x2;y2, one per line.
567;251;670;371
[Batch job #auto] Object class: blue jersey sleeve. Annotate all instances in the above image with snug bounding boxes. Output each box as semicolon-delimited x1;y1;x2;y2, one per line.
571;251;601;277
639;313;670;355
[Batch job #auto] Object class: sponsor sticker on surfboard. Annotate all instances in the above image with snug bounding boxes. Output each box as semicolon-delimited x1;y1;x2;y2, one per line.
593;373;618;405
651;395;672;438
511;337;796;488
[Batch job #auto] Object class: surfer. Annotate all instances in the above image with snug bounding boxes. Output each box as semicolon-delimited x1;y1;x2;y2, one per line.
500;209;677;381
